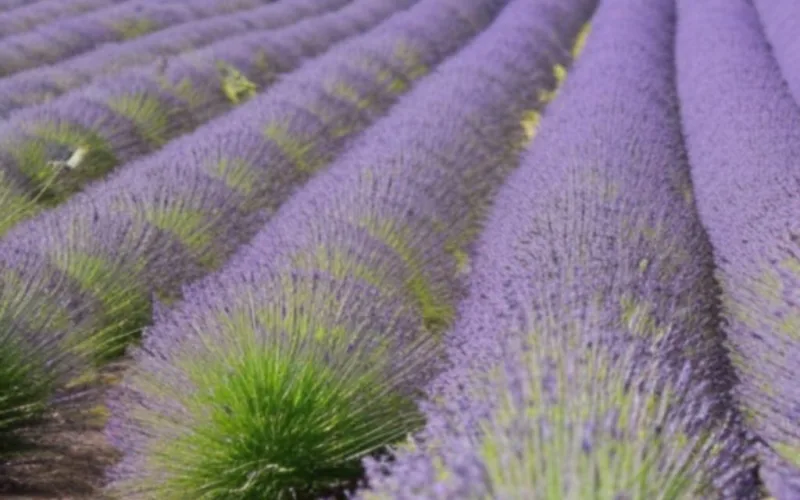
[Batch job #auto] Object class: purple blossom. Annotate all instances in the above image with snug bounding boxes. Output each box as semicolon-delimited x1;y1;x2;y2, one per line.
0;0;245;77
361;0;761;497
0;0;125;38
0;244;104;479
0;0;413;235
0;0;495;486
0;0;351;118
104;0;595;496
0;0;50;13
753;0;800;109
676;0;800;495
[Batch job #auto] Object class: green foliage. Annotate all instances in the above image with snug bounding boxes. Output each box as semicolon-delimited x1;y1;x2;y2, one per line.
48;250;151;362
358;215;455;333
0;267;84;460
106;92;176;147
218;63;258;105
139;205;224;270
0;171;41;236
6;122;118;205
112;18;158;40
110;281;427;498
774;443;800;470
477;330;721;500
263;123;322;174
0;330;56;455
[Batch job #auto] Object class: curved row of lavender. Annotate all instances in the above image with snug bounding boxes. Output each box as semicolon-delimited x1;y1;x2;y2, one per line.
0;0;275;77
754;0;800;110
0;0;353;120
0;0;489;479
0;0;49;14
676;0;800;496
0;0;392;236
0;0;431;359
360;0;763;497
0;0;126;38
104;0;596;496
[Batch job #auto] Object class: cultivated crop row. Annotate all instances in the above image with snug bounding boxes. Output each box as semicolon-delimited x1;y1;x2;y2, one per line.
106;0;592;495
0;0;410;234
1;0;506;494
0;0;125;38
0;0;280;77
0;0;797;498
0;0;352;119
362;0;761;497
677;0;800;496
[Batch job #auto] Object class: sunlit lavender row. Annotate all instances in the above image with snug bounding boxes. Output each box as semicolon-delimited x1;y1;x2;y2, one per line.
0;0;797;497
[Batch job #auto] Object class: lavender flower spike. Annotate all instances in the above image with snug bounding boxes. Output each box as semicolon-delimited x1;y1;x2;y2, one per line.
0;0;423;363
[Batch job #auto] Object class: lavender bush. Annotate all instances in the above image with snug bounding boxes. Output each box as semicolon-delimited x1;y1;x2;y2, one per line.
677;0;800;496
753;0;800;109
104;0;594;496
0;0;352;119
0;0;484;478
0;0;401;235
0;0;126;38
0;0;275;77
362;0;762;497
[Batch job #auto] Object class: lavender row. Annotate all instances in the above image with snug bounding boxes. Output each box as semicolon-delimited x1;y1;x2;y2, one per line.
0;0;352;119
753;0;800;110
0;0;47;13
0;0;484;479
0;0;274;77
0;0;483;366
361;0;763;497
0;0;126;38
0;0;389;235
676;0;800;496
364;330;731;499
104;0;595;496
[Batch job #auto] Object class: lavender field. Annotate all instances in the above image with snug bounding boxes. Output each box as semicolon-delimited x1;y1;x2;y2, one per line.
0;0;797;498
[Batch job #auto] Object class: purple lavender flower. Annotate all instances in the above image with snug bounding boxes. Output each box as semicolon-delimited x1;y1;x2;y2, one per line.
361;0;762;497
0;0;493;480
0;0;125;38
0;0;240;77
0;0;430;361
104;0;595;496
0;0;50;13
753;0;800;109
0;0;410;235
0;0;351;119
676;0;800;495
